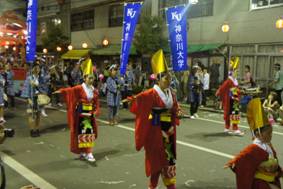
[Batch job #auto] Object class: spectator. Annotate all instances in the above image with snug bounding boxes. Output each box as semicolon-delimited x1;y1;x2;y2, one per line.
241;65;255;88
271;63;283;105
106;65;121;126
190;76;201;119
0;74;6;124
21;63;42;137
210;59;220;89
202;67;210;106
50;65;63;106
2;64;15;108
181;70;189;102
121;65;135;109
263;91;279;124
71;63;82;86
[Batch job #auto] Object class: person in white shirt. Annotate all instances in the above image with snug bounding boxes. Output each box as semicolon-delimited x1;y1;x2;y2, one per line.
202;68;210;106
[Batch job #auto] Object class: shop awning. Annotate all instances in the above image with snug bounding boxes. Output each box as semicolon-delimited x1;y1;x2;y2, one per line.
92;44;137;56
61;50;89;60
164;44;222;54
188;44;222;53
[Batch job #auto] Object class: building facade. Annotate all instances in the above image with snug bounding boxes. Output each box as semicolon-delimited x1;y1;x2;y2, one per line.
38;0;283;86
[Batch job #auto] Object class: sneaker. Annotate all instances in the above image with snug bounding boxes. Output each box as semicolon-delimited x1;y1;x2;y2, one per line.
233;130;244;136
194;114;199;118
0;119;6;124
224;128;230;133
79;153;86;160
57;103;63;107
41;111;48;117
190;115;195;119
85;153;96;162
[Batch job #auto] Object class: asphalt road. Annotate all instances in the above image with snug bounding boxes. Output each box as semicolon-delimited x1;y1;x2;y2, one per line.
1;99;283;189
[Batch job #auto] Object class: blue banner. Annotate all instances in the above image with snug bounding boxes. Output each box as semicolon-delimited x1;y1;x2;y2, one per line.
166;5;188;72
120;2;142;75
26;0;38;63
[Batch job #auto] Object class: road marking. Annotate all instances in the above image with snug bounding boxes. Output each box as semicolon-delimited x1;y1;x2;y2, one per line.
96;119;234;159
197;117;283;136
15;97;283;136
56;108;235;159
0;152;57;189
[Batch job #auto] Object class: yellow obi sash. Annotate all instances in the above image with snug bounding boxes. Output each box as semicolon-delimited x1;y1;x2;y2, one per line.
160;112;171;122
82;103;93;111
149;108;172;126
255;158;278;182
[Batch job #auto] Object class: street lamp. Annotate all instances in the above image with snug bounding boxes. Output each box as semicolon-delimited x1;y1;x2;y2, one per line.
43;48;48;54
276;18;283;29
190;0;198;4
82;42;88;48
102;38;109;47
13;47;16;51
56;46;62;52
221;23;231;79
68;45;73;51
221;24;230;33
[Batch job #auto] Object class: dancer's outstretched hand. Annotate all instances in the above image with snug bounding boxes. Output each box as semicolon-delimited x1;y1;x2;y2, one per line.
53;90;61;94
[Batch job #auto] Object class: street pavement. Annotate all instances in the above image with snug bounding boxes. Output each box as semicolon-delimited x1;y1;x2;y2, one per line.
1;99;283;189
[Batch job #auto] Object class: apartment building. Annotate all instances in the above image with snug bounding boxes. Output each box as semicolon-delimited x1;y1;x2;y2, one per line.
37;0;283;85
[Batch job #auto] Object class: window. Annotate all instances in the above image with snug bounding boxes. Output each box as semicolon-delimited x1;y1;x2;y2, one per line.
109;5;123;27
159;0;186;9
71;10;94;31
159;0;187;17
250;0;283;10
159;0;213;18
188;0;213;18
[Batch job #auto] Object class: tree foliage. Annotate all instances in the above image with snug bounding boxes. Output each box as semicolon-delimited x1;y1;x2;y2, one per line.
134;16;168;55
41;24;69;53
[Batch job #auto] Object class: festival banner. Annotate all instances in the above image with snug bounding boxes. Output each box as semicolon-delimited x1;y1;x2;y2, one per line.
166;5;188;72
26;0;38;63
120;2;143;75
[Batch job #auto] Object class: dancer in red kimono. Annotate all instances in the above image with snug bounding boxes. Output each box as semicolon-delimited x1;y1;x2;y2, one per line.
54;73;100;162
127;50;182;189
225;98;283;189
216;57;244;135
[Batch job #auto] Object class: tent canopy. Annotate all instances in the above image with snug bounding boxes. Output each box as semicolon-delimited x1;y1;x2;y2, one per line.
61;49;89;60
92;44;137;56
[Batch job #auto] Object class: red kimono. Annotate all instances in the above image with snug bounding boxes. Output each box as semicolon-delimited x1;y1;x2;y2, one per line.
130;88;180;177
216;77;240;127
227;144;282;189
60;85;100;154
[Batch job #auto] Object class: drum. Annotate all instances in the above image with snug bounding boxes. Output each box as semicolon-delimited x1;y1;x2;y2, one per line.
37;94;51;106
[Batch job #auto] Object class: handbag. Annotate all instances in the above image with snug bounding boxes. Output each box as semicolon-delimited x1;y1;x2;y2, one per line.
37;94;51;106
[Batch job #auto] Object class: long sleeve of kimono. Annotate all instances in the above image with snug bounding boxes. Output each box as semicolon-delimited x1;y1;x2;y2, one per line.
216;79;232;97
93;90;100;116
130;89;154;151
60;85;81;129
171;91;180;127
226;144;269;189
